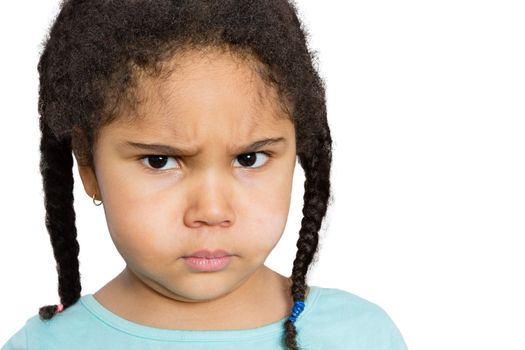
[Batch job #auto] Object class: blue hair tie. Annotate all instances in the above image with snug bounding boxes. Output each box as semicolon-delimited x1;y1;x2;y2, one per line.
287;300;305;323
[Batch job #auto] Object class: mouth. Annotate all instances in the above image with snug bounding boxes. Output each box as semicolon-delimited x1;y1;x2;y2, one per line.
183;255;232;272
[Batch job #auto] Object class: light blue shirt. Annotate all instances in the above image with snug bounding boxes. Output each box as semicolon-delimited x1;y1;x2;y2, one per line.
1;286;408;349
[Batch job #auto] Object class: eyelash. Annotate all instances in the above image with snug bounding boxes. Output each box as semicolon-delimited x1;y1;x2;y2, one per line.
139;151;274;174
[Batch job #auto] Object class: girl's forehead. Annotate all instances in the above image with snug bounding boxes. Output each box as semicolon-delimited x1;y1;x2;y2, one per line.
114;104;285;145
112;50;288;135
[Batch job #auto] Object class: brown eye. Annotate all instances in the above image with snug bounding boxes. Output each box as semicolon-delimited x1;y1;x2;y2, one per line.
234;152;270;168
142;155;180;171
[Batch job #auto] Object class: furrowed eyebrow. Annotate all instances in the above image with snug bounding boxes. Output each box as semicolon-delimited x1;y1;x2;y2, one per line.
123;137;286;155
238;137;286;153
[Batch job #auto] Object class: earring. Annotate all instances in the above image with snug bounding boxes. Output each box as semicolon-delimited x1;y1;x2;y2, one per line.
92;193;103;206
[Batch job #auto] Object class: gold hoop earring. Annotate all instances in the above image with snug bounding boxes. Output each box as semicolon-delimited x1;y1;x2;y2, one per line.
92;193;103;206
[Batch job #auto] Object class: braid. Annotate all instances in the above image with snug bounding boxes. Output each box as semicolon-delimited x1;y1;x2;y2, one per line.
38;118;82;320
284;126;333;349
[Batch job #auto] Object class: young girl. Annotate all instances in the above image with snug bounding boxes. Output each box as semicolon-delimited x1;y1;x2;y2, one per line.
2;1;407;349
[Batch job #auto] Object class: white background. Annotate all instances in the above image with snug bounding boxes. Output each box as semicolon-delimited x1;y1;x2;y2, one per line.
1;1;524;349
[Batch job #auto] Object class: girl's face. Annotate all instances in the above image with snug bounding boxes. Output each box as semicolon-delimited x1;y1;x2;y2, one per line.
78;49;296;304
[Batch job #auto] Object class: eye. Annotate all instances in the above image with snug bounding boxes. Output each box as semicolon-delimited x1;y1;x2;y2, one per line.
233;152;270;169
141;155;180;172
140;152;272;173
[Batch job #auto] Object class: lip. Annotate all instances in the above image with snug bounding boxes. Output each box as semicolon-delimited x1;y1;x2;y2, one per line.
184;249;232;258
183;255;232;272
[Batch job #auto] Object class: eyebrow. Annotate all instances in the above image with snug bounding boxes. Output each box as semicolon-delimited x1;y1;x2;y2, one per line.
123;137;286;155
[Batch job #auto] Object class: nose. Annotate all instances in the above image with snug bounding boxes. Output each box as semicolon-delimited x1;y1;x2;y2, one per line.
183;169;235;228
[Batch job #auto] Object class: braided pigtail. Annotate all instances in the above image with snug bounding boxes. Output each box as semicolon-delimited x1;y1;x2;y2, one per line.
37;118;82;320
284;127;333;349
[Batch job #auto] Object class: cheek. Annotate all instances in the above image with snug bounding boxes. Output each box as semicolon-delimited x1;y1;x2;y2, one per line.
99;164;180;254
240;174;293;250
103;195;176;265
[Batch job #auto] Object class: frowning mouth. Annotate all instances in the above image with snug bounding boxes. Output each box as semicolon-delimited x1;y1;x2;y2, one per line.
183;255;232;272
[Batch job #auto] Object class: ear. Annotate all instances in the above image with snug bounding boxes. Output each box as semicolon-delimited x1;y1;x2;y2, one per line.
72;125;102;200
77;162;102;201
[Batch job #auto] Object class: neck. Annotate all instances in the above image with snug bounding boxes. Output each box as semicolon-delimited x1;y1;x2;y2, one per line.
94;265;297;330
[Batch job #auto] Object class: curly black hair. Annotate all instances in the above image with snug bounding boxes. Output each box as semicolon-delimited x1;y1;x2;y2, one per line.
37;1;332;349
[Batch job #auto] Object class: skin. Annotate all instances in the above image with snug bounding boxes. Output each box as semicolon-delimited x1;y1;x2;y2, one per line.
76;48;309;330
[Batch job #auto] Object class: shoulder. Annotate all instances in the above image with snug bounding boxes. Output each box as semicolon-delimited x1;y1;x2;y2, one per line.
305;286;393;322
2;296;94;350
299;286;408;349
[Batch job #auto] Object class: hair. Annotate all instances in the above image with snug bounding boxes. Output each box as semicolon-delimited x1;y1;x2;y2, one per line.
37;0;332;349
